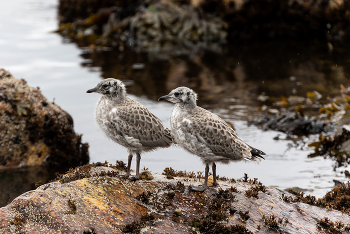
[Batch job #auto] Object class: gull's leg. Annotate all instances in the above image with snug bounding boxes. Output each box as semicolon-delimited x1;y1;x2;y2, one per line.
212;162;218;186
125;154;133;177
135;152;141;179
204;163;209;187
190;163;209;192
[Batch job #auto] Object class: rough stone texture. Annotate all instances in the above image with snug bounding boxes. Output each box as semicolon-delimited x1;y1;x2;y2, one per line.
1;166;350;233
0;69;89;169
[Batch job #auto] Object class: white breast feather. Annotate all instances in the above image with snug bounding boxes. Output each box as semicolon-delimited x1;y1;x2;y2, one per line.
110;107;119;120
183;118;191;125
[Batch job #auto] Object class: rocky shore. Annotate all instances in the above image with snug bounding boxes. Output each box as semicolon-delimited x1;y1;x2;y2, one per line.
1;164;350;233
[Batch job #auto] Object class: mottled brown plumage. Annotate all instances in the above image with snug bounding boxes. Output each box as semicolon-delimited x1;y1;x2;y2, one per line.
87;78;172;179
189;106;264;162
108;98;172;149
159;86;265;190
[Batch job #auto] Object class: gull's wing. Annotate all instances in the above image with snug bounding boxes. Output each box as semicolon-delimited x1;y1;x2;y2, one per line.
108;104;172;148
188;107;265;161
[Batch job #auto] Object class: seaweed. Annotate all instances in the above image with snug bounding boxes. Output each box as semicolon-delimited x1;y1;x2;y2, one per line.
190;187;250;234
162;167;202;180
262;214;288;233
317;217;350;234
122;220;141;234
121;213;157;233
318;181;350;214
174;181;185;193
281;182;350;215
238;211;250;221
53;161;121;184
136;191;152;204
285;189;319;206
162;167;176;179
115;160;127;172
245;188;259;199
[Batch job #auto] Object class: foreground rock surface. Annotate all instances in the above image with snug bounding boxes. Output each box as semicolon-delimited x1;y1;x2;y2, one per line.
0;69;89;168
1;166;350;233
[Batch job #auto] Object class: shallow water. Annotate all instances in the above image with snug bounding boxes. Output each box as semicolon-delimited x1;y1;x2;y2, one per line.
0;0;349;207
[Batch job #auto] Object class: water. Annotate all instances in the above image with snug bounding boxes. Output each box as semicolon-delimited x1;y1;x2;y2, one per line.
0;0;349;206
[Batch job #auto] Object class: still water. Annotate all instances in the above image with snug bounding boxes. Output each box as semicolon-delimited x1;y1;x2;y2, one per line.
0;0;349;206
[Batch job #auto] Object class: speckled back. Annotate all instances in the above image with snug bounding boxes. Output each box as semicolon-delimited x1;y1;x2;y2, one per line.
95;96;172;153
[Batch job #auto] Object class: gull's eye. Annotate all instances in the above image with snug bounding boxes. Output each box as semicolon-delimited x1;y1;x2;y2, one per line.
102;84;109;89
174;92;180;97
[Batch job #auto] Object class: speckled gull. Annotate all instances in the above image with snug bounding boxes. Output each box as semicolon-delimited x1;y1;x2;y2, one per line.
87;78;173;179
159;87;265;190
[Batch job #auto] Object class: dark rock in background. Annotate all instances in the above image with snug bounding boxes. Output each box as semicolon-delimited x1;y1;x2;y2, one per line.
58;0;350;48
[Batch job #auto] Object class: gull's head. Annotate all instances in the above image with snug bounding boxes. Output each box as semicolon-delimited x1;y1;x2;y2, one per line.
158;86;197;105
86;78;126;97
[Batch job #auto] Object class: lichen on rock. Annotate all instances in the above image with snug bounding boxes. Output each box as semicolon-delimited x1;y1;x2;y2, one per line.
0;69;89;169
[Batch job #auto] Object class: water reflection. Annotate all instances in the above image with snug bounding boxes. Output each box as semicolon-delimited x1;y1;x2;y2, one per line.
78;41;350;109
0;166;68;207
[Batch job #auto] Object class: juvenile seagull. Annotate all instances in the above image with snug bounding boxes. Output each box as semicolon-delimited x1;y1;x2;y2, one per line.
159;87;265;190
87;78;172;179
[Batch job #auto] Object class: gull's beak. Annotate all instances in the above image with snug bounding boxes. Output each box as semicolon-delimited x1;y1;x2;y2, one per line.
86;87;97;93
158;95;171;101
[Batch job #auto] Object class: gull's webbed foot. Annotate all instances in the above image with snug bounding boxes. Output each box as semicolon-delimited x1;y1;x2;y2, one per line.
129;176;141;182
190;185;207;192
119;172;130;179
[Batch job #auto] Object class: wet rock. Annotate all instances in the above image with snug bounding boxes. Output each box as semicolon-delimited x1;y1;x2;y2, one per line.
1;166;350;233
308;125;350;167
58;0;139;24
59;0;350;47
201;0;350;43
252;112;326;136
0;69;89;169
251;84;350;167
58;0;227;53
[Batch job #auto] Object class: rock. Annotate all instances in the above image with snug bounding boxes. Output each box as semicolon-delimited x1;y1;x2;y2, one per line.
252;112;326;136
308;125;350;167
1;166;350;233
140;170;154;180
207;175;213;186
58;0;227;54
0;69;89;169
173;208;182;216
